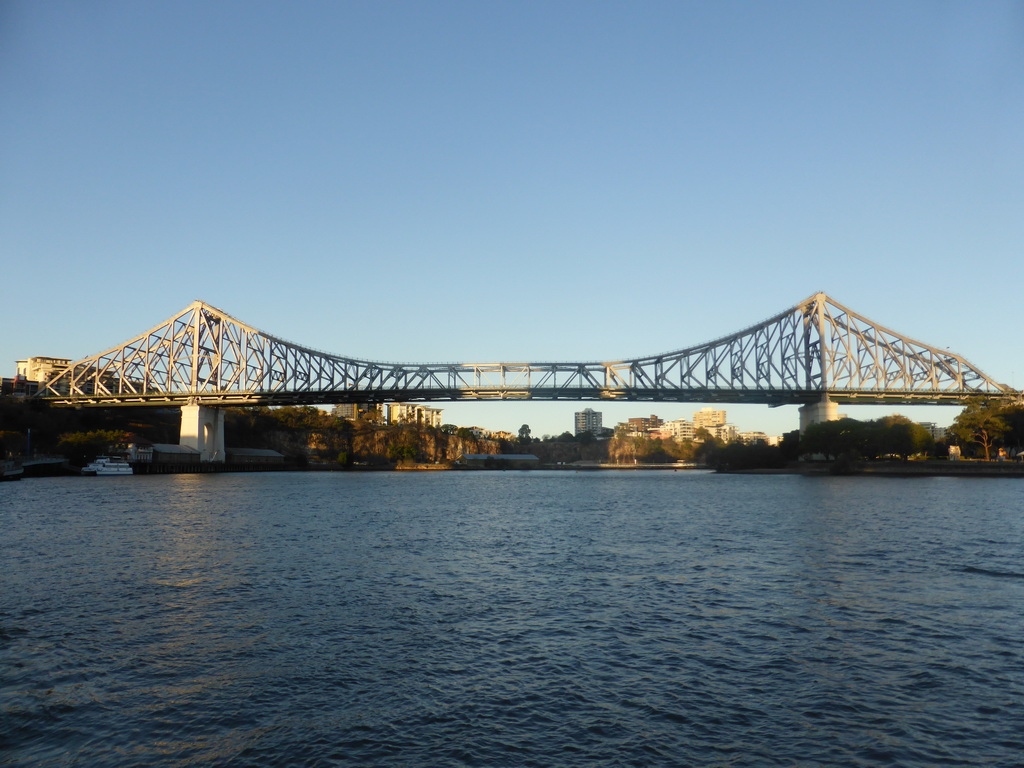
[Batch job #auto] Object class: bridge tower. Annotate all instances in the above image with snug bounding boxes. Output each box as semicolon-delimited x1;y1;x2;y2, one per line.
179;403;225;462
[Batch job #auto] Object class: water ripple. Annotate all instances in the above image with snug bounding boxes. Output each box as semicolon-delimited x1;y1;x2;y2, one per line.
2;473;1023;766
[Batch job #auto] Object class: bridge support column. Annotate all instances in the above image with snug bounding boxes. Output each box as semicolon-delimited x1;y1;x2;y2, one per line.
799;395;839;434
180;404;225;462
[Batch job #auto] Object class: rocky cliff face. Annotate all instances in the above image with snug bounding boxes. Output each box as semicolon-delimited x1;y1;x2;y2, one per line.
347;424;500;464
605;434;696;464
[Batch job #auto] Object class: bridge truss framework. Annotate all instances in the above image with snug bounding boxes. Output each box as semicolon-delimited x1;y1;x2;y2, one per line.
39;293;1015;408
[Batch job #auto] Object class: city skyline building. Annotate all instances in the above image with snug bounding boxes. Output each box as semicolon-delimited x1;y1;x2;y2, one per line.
574;408;603;436
693;407;727;431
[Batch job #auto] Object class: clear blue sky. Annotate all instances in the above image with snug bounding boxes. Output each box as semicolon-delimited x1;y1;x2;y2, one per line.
2;1;1022;437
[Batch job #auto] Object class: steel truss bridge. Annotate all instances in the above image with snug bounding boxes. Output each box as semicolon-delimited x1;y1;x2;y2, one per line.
40;292;1015;408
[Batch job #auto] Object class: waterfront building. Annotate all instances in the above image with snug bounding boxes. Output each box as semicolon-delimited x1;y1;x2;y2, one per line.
150;443;202;464
454;454;541;469
226;448;286;465
128;442;154;463
574;408;603;436
659;419;696;442
627;415;663;434
387;403;444;427
693;407;727;430
15;357;71;382
706;424;738;443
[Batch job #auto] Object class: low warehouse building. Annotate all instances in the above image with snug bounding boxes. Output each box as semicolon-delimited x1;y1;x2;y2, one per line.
151;444;201;464
226;448;285;464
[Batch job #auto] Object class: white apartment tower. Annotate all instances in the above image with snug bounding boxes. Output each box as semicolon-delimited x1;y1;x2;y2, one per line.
660;418;696;442
574;408;603;436
388;403;444;428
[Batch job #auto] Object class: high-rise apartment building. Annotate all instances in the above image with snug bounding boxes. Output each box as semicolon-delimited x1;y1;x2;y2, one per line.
693;407;727;430
660;418;695;442
574;408;603;436
388;403;444;427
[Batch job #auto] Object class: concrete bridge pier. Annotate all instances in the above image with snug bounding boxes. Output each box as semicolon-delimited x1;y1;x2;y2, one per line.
799;395;839;434
180;403;225;462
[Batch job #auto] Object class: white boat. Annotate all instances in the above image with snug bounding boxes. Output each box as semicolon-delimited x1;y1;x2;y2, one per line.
1;460;23;481
82;456;134;476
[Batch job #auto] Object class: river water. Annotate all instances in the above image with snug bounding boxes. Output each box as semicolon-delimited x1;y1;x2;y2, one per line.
2;471;1023;767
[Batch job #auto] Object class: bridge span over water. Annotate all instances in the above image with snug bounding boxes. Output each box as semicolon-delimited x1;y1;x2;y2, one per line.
35;292;1016;460
40;292;1013;410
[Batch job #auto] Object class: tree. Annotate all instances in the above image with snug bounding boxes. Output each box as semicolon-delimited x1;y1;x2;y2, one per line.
388;442;417;461
57;429;132;466
779;430;801;461
800;418;862;460
714;441;786;471
949;400;1008;460
694;435;724;466
877;414;933;459
518;424;532;445
998;406;1024;453
361;406;384;425
637;438;674;464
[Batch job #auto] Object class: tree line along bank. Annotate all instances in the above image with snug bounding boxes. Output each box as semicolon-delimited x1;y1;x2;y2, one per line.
1;398;1021;471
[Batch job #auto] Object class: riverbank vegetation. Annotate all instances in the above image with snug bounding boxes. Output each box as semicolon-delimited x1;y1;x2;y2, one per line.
799;415;935;461
3;397;1023;470
797;400;1024;464
0;400;503;467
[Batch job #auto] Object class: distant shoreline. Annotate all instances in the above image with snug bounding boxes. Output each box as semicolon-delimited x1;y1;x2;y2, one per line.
12;459;1024;479
391;460;1024;477
724;460;1024;478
